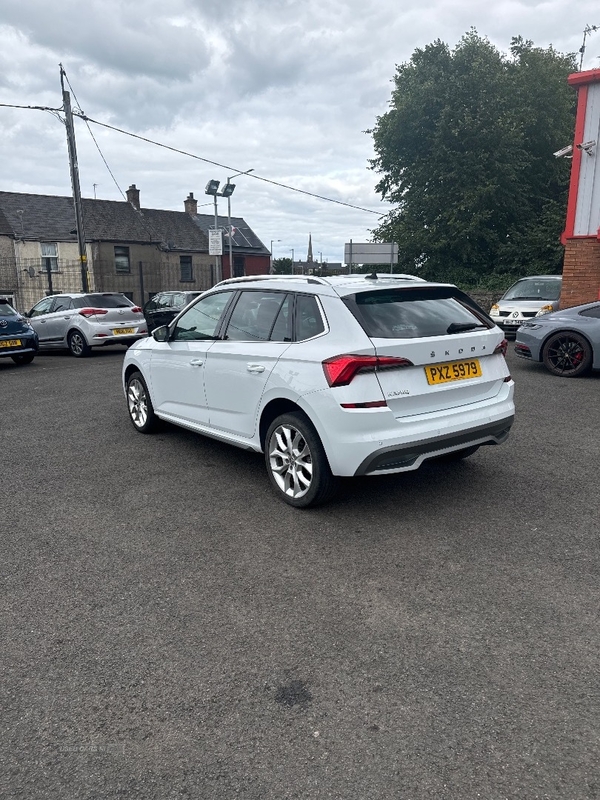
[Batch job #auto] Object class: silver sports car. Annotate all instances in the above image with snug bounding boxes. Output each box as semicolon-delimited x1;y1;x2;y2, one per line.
515;301;600;377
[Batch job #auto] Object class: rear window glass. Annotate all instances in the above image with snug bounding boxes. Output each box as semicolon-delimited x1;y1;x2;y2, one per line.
502;279;561;301
73;294;133;308
346;289;490;339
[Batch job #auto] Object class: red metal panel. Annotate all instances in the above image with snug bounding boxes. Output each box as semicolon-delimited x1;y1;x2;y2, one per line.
562;84;589;242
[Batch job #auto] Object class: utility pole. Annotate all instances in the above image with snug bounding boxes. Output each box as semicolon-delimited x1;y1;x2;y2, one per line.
60;65;89;293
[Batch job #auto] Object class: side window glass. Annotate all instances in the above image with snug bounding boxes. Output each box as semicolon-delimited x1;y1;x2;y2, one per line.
270;295;292;342
225;292;284;341
172;293;186;309
52;297;73;313
29;297;54;317
157;294;172;309
296;295;325;341
145;298;157;312
172;291;233;341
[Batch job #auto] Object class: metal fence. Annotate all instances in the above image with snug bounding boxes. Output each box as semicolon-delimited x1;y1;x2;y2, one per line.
1;258;217;311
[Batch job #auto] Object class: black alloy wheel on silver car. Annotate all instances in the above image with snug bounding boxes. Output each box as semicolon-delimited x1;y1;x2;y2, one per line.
67;329;92;358
10;353;35;365
542;332;593;377
126;371;159;433
265;411;338;508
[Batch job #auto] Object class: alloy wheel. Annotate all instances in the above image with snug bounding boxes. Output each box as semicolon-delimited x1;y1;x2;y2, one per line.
268;423;313;499
545;335;587;375
127;378;148;428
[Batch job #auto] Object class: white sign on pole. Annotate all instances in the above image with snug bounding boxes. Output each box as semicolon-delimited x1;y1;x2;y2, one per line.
209;229;223;256
344;242;398;265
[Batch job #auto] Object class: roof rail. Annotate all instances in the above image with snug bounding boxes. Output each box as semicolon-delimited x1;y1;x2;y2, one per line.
215;274;330;286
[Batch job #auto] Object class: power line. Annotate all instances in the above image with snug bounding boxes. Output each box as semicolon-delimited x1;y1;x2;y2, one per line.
73;112;383;215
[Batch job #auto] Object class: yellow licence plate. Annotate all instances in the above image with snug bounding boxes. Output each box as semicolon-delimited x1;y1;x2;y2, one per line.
425;358;482;385
0;339;22;348
112;328;135;335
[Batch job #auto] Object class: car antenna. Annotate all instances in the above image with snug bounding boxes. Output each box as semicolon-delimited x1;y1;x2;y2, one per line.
365;271;378;280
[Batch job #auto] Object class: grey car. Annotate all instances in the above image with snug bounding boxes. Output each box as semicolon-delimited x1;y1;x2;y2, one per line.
25;292;147;357
515;301;600;377
489;275;562;334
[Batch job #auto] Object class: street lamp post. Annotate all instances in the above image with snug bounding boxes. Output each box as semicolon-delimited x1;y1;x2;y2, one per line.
290;248;295;274
270;239;280;274
224;169;254;279
204;179;222;283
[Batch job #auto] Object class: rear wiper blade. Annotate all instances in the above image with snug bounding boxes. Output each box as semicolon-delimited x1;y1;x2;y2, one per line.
446;322;486;333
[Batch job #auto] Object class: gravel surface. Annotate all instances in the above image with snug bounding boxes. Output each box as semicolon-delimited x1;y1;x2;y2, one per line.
2;345;600;799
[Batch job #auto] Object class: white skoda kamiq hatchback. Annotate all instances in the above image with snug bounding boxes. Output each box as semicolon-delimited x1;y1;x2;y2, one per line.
123;274;514;507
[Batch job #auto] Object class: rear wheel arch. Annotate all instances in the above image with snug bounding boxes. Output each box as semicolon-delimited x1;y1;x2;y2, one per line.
259;398;303;450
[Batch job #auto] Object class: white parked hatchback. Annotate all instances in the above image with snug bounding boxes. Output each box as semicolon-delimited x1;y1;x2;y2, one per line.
123;274;514;507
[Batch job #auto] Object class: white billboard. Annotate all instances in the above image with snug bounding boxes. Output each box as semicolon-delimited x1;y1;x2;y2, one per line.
344;242;398;265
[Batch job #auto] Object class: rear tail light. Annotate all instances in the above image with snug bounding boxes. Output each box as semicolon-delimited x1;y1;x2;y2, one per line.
494;339;508;357
131;306;142;314
79;307;109;318
322;354;413;387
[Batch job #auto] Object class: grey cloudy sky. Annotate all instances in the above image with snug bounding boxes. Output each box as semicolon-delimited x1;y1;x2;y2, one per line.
0;0;597;263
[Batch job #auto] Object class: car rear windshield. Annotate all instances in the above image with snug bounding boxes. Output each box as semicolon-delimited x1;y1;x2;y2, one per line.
502;279;561;301
73;294;133;308
0;299;17;316
344;288;491;339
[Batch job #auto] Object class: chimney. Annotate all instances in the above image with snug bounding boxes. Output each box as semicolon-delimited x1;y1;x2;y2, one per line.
126;184;140;210
184;192;198;215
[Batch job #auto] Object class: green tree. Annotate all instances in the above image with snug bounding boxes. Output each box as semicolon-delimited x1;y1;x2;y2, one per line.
369;31;577;287
271;257;292;274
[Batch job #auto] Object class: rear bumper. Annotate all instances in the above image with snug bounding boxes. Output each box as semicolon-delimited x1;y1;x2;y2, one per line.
304;382;515;477
354;416;513;475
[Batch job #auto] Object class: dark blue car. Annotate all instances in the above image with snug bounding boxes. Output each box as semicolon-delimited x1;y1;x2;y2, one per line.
0;297;39;365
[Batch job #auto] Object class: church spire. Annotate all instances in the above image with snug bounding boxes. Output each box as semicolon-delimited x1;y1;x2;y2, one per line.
307;233;313;263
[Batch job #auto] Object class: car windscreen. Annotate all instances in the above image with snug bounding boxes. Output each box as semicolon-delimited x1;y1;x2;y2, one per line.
502;279;561;301
0;299;17;316
344;288;491;339
73;294;133;308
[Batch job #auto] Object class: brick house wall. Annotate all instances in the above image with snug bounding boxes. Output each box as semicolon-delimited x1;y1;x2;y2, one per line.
561;238;600;308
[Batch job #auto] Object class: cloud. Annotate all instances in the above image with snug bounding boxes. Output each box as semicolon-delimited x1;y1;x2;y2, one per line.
0;0;595;263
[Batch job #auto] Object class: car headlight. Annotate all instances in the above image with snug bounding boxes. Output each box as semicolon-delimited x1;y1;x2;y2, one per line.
489;304;499;316
536;305;554;316
520;323;542;330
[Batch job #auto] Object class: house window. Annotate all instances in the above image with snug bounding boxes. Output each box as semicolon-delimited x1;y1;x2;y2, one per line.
180;255;194;282
41;242;58;272
114;246;130;273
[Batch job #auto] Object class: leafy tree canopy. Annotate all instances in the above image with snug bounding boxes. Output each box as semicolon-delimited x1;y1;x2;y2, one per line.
369;30;577;287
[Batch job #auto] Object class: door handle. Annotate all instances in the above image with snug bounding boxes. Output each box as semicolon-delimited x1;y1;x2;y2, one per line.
63;316;71;319
247;363;265;373
39;319;46;323
189;358;204;366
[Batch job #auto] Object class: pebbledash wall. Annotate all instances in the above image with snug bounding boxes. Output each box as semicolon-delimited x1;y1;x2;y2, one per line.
561;69;600;308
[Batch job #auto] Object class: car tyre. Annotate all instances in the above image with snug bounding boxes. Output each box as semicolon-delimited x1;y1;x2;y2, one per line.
542;332;592;377
11;352;35;365
265;411;338;508
68;329;92;358
126;371;159;433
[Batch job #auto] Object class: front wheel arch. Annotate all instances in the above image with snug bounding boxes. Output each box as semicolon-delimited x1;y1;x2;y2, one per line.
541;329;593;377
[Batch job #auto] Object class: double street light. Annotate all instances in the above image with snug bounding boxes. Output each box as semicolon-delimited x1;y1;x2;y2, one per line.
205;168;254;282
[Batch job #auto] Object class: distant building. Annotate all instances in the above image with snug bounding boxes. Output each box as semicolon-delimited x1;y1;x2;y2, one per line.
0;185;270;310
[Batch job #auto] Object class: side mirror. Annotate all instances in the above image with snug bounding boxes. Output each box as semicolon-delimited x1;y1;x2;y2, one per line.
152;325;169;342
